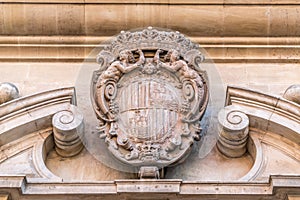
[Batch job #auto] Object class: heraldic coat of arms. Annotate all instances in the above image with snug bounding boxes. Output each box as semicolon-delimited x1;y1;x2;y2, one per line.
91;27;209;178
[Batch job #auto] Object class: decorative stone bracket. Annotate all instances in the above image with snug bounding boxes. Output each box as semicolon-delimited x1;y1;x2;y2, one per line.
217;105;250;158
52;104;84;157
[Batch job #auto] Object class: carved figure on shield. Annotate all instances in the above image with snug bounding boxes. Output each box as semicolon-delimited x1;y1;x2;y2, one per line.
97;49;145;87
155;49;203;88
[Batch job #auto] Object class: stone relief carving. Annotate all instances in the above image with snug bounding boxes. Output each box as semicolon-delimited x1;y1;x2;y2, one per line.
283;84;300;105
52;105;84;157
0;82;19;105
217;105;249;158
91;27;209;176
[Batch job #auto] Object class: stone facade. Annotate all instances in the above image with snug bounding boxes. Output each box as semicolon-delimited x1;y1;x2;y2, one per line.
0;1;299;199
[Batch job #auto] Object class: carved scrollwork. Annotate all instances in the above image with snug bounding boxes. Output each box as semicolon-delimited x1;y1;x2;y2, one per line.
104;81;117;100
91;27;209;172
184;50;205;69
184;49;208;84
217;105;249;158
219;107;249;134
96;50;115;71
183;81;195;101
52;105;84;157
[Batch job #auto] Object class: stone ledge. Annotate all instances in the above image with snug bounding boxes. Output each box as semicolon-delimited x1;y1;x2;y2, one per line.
1;4;299;37
0;36;299;63
1;0;300;4
116;180;181;193
1;36;300;45
0;175;299;197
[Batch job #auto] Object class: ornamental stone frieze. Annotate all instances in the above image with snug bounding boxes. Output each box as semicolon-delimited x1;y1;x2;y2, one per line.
91;27;209;177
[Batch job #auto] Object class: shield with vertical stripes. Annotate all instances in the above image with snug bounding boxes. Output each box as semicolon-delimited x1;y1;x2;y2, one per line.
117;78;179;143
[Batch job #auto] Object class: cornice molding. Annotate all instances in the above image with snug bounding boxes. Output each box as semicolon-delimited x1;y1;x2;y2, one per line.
0;175;299;198
1;0;300;5
0;36;299;63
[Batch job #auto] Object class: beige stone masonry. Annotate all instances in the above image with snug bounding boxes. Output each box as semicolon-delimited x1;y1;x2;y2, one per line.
0;1;299;198
0;3;300;37
0;85;299;198
0;1;299;62
1;0;300;4
0;36;299;62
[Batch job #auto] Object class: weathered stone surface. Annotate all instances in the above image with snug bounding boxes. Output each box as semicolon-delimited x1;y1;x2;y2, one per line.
0;0;299;64
1;2;300;37
91;28;209;175
0;82;19;105
217;105;249;158
138;166;160;179
0;0;299;196
46;148;137;180
1;36;300;62
283;84;300;105
52;104;84;157
0;87;75;146
0;83;298;198
0;62;81;96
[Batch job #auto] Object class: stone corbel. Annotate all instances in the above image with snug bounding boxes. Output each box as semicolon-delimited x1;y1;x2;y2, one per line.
138;166;160;179
217;105;249;158
52;104;84;157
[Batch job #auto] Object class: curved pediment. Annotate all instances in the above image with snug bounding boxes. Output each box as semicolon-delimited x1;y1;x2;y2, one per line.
0;84;299;199
0;87;75;146
226;86;300;141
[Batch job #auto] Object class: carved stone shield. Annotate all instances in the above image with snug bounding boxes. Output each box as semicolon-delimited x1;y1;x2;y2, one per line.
91;27;209;173
118;79;179;142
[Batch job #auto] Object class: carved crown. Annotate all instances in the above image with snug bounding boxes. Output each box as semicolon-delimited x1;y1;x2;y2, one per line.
104;27;199;56
96;27;205;73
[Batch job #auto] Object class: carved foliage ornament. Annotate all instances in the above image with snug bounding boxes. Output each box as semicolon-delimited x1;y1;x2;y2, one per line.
91;27;209;169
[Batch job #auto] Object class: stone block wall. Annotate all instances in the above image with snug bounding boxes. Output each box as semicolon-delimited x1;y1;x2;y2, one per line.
0;0;299;96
